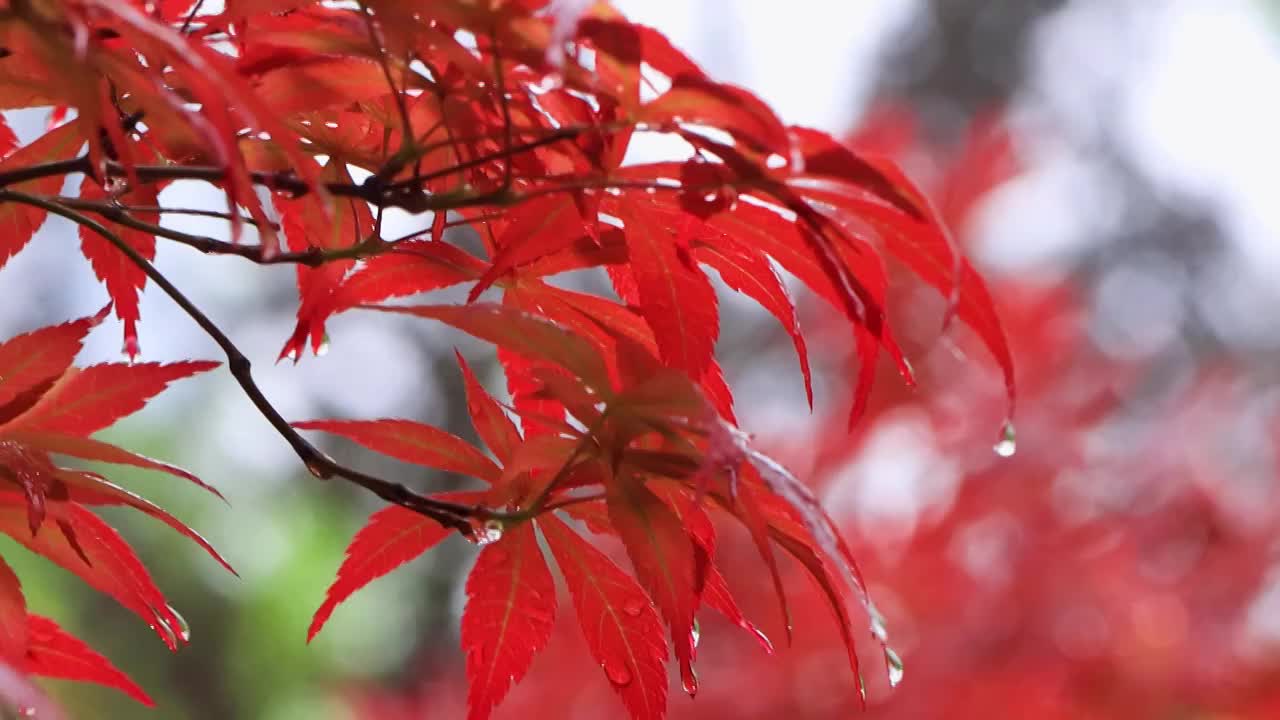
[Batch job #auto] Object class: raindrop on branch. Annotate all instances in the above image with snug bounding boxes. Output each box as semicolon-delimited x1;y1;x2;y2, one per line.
885;647;905;688
467;517;505;546
993;421;1017;458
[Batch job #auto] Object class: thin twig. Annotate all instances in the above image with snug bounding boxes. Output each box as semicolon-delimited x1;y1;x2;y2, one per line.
489;25;514;191
0;124;602;212
358;1;413;146
179;0;206;34
53;196;370;266
542;492;606;513
111;204;274;227
0;189;479;533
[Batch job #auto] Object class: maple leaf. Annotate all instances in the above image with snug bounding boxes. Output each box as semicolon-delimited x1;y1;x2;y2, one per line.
461;523;556;720
616;200;720;379
540;514;668;720
76;178;160;359
0;121;85;271
23;615;152;706
309;492;484;641
637;74;789;157
607;481;703;697
455;352;522;463
0;306;111;413
5;361;221;437
651;483;773;654
276;162;375;361
281;240;487;361
368;303;613;395
292;419;502;484
0;311;230;702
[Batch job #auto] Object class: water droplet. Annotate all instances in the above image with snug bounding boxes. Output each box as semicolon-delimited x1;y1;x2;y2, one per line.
603;660;632;686
868;603;889;643
993;421;1017;458
622;599;645;617
884;646;905;688
750;625;775;654
468;517;504;546
680;661;698;696
315;334;331;357
150;617;179;649
166;604;191;642
765;153;788;170
18;705;35;717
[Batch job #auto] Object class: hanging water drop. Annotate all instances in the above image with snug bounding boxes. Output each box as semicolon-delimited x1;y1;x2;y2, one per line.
166;603;192;642
993;421;1017;458
468;517;504;546
304;458;329;478
622;598;645;617
680;662;698;696
750;625;775;654
884;647;905;688
603;660;632;687
315;333;331;357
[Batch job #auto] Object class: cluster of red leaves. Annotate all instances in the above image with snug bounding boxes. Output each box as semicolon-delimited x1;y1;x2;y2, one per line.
0;0;1011;411
0;307;229;708
330;108;1280;719
299;311;877;720
0;1;1020;717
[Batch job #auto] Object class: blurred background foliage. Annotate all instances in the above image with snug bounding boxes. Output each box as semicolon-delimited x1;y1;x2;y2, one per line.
2;0;1279;718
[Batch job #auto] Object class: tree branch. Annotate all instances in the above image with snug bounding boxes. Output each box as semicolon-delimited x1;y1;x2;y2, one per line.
0;188;481;534
0;123;609;212
53;196;372;266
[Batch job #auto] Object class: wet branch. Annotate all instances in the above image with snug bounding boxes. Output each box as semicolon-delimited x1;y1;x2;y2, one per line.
0;188;481;534
0;124;605;210
53;195;379;266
